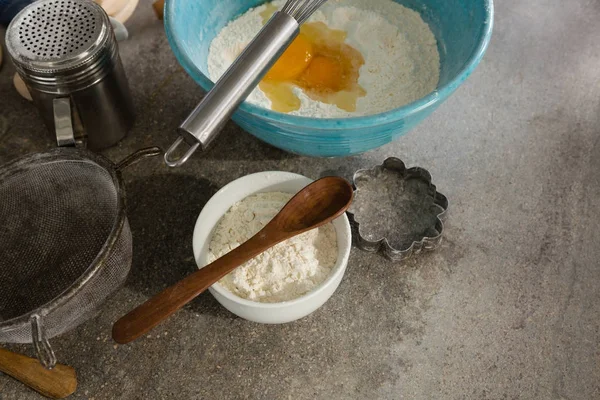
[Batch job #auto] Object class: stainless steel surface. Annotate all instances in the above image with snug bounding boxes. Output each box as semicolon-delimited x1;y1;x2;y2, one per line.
5;0;106;73
164;136;200;167
30;315;55;370
53;98;75;147
166;0;332;167
0;147;160;368
281;0;328;24
347;157;448;261
165;11;300;167
115;147;165;170
67;56;134;149
5;0;134;150
5;0;115;93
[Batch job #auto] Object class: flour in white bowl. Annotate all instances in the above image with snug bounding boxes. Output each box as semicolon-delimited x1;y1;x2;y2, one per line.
208;192;338;303
207;0;440;118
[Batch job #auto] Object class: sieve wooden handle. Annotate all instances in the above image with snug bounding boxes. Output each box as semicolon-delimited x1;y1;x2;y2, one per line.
0;348;77;399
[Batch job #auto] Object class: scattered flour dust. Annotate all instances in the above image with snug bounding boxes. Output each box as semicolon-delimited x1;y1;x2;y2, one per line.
208;192;338;303
207;0;440;118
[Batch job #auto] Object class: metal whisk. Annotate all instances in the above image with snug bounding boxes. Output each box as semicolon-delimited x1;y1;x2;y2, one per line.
164;0;328;167
281;0;328;23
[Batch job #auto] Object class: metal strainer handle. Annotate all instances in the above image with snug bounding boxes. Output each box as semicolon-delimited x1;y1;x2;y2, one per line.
31;315;56;370
116;147;163;170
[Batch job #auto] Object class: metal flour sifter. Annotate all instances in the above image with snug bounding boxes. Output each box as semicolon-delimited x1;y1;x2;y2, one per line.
0;146;161;369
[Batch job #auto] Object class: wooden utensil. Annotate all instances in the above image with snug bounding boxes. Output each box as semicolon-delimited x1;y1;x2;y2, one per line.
152;0;164;20
0;348;77;399
112;176;354;344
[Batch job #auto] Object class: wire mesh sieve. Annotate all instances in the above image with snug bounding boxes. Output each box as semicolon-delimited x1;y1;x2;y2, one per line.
0;147;160;368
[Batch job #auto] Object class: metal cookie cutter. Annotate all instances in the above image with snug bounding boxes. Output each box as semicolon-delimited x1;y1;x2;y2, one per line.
347;157;448;261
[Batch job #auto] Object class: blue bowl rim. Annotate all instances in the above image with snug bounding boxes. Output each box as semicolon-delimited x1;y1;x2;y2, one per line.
165;0;494;130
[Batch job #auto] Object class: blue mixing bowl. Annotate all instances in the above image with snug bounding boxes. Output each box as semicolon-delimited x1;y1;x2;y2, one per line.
165;0;493;157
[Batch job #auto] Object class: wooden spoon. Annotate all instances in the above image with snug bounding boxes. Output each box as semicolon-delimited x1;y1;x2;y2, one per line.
112;176;354;344
0;348;77;399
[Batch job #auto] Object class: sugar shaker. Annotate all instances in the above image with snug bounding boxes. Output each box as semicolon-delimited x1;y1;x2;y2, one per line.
5;0;134;150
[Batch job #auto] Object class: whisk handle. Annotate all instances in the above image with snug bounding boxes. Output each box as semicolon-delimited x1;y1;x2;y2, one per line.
165;12;299;167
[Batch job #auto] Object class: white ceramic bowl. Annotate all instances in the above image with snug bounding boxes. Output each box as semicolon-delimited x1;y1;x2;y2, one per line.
192;171;352;324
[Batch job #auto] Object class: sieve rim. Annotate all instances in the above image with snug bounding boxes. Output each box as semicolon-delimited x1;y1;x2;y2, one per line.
0;147;128;335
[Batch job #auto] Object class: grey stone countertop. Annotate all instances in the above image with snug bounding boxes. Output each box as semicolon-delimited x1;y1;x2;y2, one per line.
1;0;599;399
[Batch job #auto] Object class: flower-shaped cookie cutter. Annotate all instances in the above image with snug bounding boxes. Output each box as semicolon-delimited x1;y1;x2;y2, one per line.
347;157;448;261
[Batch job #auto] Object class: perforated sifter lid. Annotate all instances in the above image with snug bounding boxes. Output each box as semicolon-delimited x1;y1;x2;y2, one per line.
5;0;116;88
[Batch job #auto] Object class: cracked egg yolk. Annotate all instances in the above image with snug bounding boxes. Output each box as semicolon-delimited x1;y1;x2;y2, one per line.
258;5;366;113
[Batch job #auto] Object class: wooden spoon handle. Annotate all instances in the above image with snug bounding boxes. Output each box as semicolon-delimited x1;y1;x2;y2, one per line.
0;348;77;399
112;231;281;344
